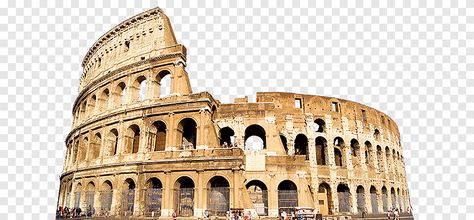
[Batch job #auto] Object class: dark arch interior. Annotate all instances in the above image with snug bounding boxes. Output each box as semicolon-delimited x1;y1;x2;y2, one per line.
314;118;326;132
176;176;195;188
219;127;235;146
246;180;268;190
125;179;136;190
209;176;230;188
278;180;297;190
337;184;350;192
147;178;163;189
153;121;167;151
280;135;288;153
178;118;197;148
244;124;266;149
294;134;308;158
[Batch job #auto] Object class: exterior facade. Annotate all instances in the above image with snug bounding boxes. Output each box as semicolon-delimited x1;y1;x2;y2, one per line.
57;7;411;218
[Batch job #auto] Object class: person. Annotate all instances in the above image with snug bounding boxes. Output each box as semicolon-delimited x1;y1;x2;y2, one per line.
172;210;177;220
226;211;232;220
362;206;368;218
281;210;287;220
393;208;400;220
75;207;81;217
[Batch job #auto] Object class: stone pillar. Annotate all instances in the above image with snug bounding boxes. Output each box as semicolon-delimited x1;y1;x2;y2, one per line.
376;190;383;213
166;113;175;150
162;171;172;216
364;187;372;213
330;182;338;214
135;175;144;216
111;187;121;216
233;169;240;209
267;178;279;217
196;170;204;217
287;141;295;156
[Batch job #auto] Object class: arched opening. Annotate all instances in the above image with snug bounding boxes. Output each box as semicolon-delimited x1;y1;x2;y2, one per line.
246;180;268;216
316;137;328;165
314;118;326;132
356;185;366;214
277;180;298;215
280;135;288;154
130;75;147;102
115;82;127;106
397;188;402;210
89;133;101;160
207;176;230;216
177;118;197;150
334;137;345;167
79;137;88;162
350;139;360;166
145;178;163;217
219;127;235;148
317;183;332;215
381;186;388;212
99;88;109;111
174;176;195;217
125;125;140;154
74;183;82;209
370;186;378;213
157;70;171;98
89;95;97;115
107;129;119;156
244;124;266;150
377;145;384;171
385;147;391;173
365;141;373;166
72;140;79;164
86;182;95;212
152;121;167;151
80;101;87;121
122;178;136;216
100;181;113;215
294;134;308;159
65;182;73;208
390;187;396;208
374;129;380;140
337;184;351;213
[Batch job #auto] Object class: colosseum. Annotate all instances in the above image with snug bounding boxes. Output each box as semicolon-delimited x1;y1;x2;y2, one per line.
57;7;412;219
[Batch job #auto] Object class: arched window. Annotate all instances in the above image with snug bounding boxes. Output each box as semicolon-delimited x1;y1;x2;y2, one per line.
80;101;87;121
219;127;235;148
337;184;351;213
156;70;171;98
89;133;101;160
122;178;136;216
280;135;288;154
350;139;360;166
390;187;396;208
74;183;82;209
152;121;167;151
115;82;127;106
79;137;88;162
370;186;378;213
374;129;380;140
100;89;110;111
385;147;391;172
278;180;298;214
356;185;365;214
207;176;230;216
131;76;147;102
174;176;195;217
107;129;119;156
381;186;388;212
316;137;328;165
294;134;308;159
317;183;332;215
244;124;266;150
86;182;95;212
377;145;383;170
246;180;268;216
125;125;140;154
365;141;373;166
334;137;345;166
89;95;97;115
177;118;197;149
145;178;163;216
314;118;326;132
100;181;113;213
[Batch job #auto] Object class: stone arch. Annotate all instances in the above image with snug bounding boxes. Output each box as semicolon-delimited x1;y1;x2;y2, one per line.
100;180;113;213
351;139;361;166
294;134;309;159
122;178;136;216
152;121;167;151
318;182;332;215
381;186;388;212
156;70;171;98
356;185;366;213
219;127;235;148
78;137;89;162
374;129;380;140
85;181;96;211
314;118;326;132
99;88;110;111
246;180;268;216
177;118;197;149
106;129;119;156
80;100;87;121
337;183;351;213
174;176;195;217
244;124;266;150
316;136;328;165
390;187;396;208
377;145;384;170
207;176;230;216
277;180;298;214
385;147;391;172
334;137;345;167
89;94;97;115
365;141;373;166
124;124;140;154
131;75;147;101
115;82;127;106
89;132;101;160
74;182;83;208
144;177;163;216
370;186;378;213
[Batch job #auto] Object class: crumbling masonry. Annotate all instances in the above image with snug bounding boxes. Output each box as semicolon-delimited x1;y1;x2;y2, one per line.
57;7;412;218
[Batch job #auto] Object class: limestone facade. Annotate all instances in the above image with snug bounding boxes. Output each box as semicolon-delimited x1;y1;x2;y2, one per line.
57;7;412;218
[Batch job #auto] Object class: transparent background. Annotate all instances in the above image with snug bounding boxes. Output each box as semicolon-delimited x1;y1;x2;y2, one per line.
1;0;473;219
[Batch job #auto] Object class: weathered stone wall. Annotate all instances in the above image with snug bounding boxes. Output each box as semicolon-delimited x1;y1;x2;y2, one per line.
57;7;411;219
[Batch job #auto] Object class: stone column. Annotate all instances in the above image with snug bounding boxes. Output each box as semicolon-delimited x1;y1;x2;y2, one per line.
196;170;204;217
135;174;144;216
350;185;357;214
364;187;372;213
166;113;175;150
330;182;338;214
267;176;279;217
233;169;240;209
111;187;121;216
376;190;383;213
162;171;172;217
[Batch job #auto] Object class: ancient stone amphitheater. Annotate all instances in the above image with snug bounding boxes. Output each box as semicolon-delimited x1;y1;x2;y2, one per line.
57;7;411;219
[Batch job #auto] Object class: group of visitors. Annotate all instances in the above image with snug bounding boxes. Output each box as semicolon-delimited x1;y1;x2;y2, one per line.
221;141;237;148
225;210;252;220
387;206;400;220
55;205;96;218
